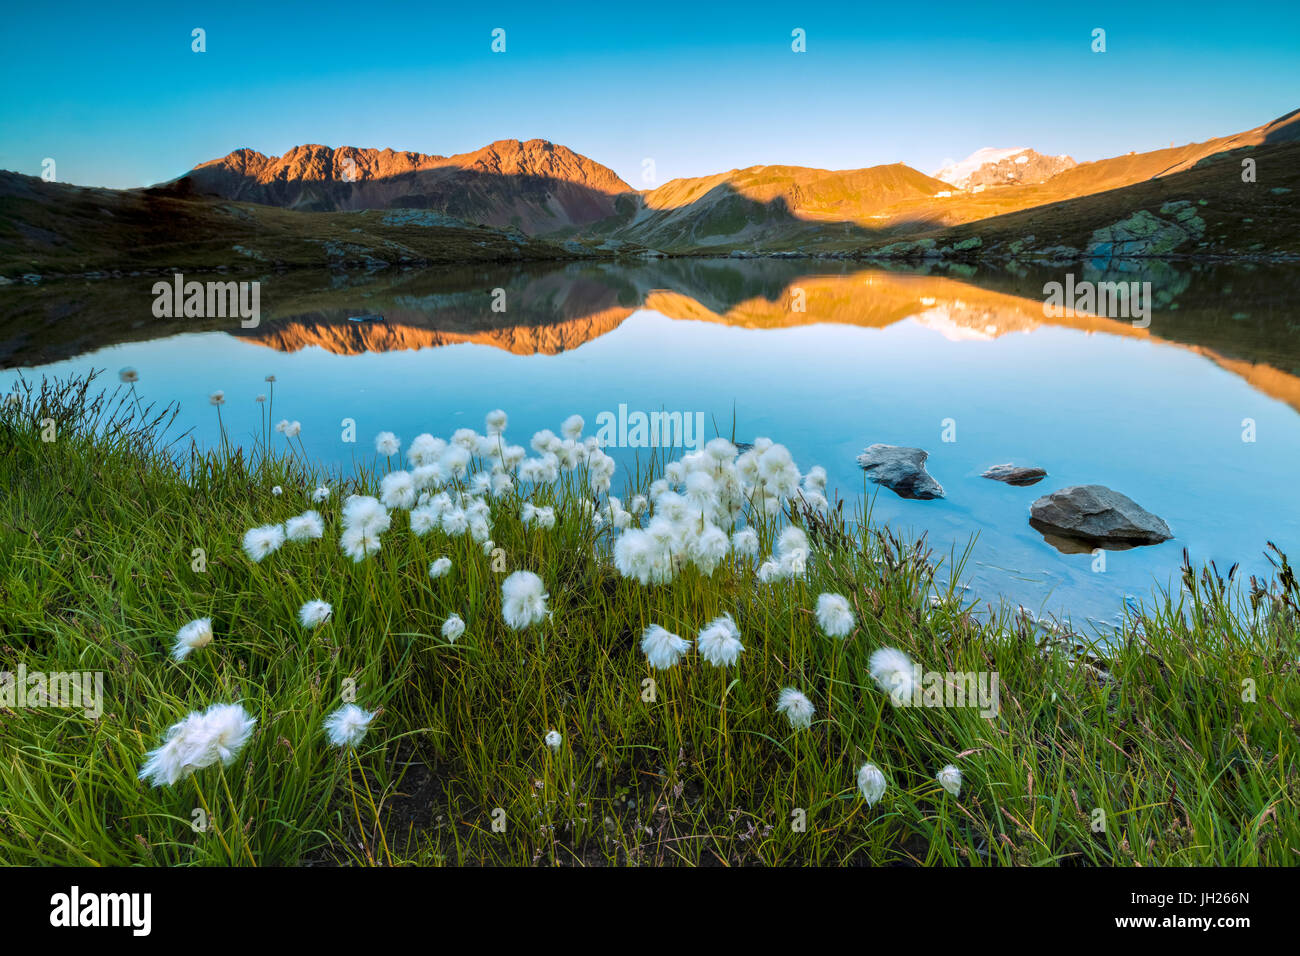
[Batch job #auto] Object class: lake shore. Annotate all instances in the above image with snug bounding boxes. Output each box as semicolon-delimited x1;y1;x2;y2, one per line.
2;373;1297;865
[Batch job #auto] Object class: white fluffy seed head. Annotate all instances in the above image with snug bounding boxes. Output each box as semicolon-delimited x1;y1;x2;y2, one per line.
561;414;584;440
816;592;855;638
324;703;374;749
776;687;815;729
407;433;446;467
298;600;332;629
241;524;285;563
501;570;549;630
374;431;400;457
731;527;759;558
341;495;391;535
442;614;465;642
857;763;888;806
138;702;257;787
776;525;809;557
428;556;452;579
697;614;744;667
544;729;562;752
379;470;417;510
937;764;963;798
869;647;918;705
285;510;325;542
641;624;690;670
339;525;382;562
171;617;214;661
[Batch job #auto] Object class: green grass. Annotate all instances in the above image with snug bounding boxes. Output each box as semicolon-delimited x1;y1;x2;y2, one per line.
0;373;1297;866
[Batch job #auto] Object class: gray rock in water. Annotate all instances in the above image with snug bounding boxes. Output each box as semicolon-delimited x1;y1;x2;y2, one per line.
857;444;944;500
1029;485;1172;545
982;463;1047;486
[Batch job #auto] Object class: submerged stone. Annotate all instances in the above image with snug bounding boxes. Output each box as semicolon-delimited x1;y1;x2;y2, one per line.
1029;484;1172;547
857;444;944;500
982;463;1047;486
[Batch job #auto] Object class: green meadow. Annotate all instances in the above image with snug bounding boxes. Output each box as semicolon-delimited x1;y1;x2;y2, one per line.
1;373;1296;866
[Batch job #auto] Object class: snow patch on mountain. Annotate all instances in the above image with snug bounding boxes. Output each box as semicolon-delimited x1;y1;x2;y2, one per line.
932;148;1030;189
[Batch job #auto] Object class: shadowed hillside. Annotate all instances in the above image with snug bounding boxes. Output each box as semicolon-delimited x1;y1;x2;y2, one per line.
0;171;607;277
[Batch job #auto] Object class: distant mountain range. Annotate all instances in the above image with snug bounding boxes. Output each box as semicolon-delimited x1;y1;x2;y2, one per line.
2;108;1297;277
169;108;1299;251
183;139;632;233
933;148;1077;190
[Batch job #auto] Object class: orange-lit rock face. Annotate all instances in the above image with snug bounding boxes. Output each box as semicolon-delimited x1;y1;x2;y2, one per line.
219;266;1300;417
184;140;633;231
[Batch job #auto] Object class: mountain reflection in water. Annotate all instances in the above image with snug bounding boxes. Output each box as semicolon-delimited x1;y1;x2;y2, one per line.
3;257;1298;627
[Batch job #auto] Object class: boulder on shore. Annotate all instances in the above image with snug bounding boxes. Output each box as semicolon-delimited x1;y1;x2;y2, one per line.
982;463;1047;486
1029;485;1172;546
857;444;944;500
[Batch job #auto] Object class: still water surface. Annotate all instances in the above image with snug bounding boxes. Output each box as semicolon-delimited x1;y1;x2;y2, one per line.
4;258;1298;629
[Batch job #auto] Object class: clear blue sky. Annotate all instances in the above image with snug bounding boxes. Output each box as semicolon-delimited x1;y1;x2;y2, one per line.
2;0;1297;189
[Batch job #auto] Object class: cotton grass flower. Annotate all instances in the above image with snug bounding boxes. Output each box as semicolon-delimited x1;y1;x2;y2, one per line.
341;495;391;535
485;409;508;435
138;711;209;787
441;445;471;477
936;764;963;798
298;600;332;629
544;729;562;752
374;431;400;457
285;510;325;542
271;485;283;496
776;525;809;560
857;763;888;806
138;702;256;787
501;570;549;630
339;526;382;562
776;687;815;730
731;527;759;558
869;647;918;706
323;703;374;749
688;523;730;575
379;470;417;509
118;367;139;383
201;703;257;763
428;556;452;579
641;624;690;670
441;614;465;643
209;390;226;406
407;433;445;467
241;523;285;562
171;617;213;661
816;593;855;638
560;414;584;440
697;614;744;667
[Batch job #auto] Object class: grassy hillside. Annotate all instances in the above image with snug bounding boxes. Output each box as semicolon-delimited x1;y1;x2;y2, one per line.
599;162;949;251
856;140;1300;260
